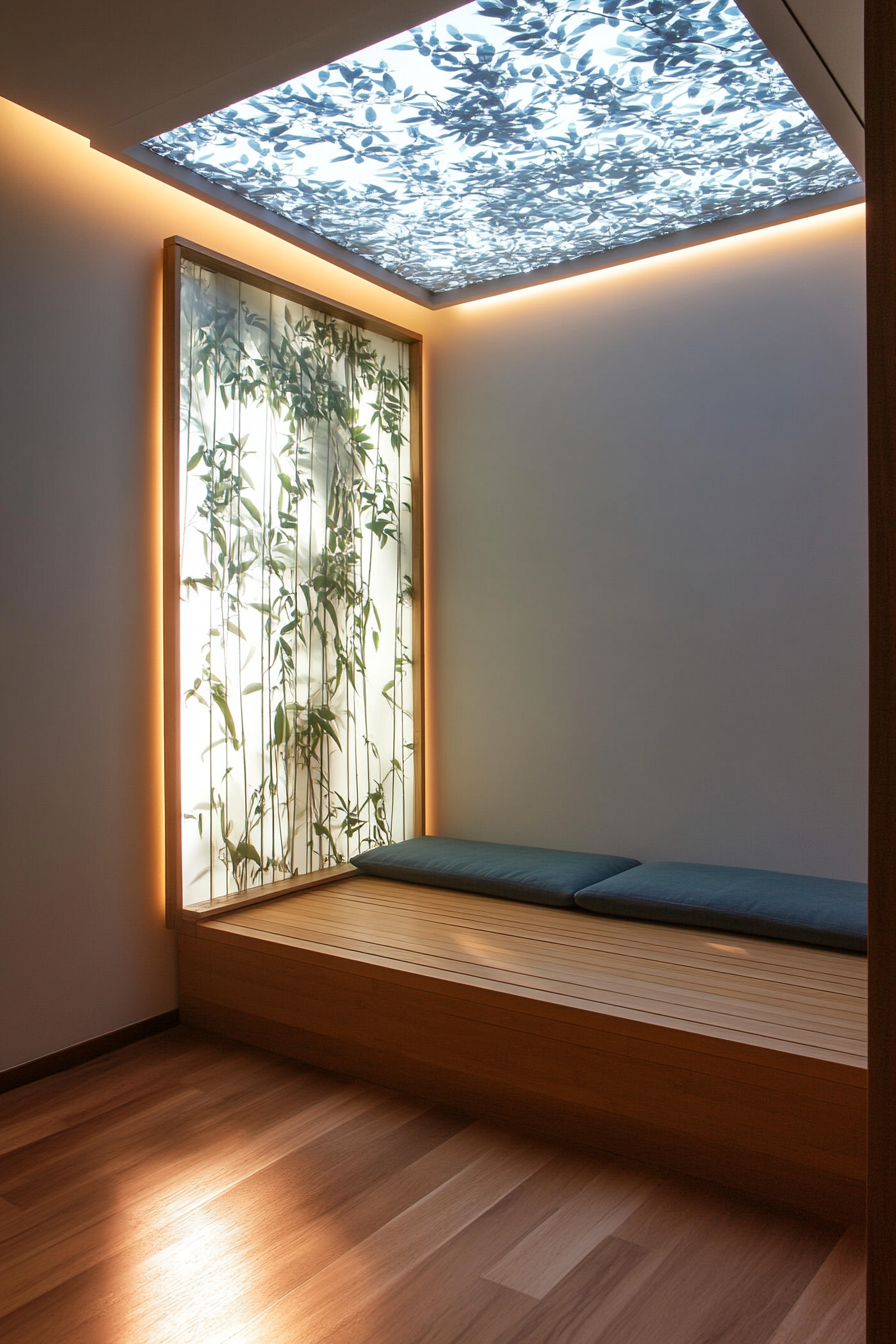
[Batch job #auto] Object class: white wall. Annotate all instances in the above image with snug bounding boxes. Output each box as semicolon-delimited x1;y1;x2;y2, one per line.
428;208;868;881
0;97;434;1071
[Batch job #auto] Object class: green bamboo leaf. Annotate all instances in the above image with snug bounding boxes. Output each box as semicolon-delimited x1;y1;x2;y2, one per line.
273;703;290;745
210;685;238;744
236;840;263;866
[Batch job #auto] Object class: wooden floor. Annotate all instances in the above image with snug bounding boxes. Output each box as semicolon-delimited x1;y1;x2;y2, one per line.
180;876;867;1220
0;1027;865;1344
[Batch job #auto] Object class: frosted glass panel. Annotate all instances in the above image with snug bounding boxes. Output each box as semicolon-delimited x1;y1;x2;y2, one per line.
145;0;859;293
178;260;414;905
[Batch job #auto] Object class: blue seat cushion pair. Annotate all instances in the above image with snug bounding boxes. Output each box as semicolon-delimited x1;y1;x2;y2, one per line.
351;836;867;953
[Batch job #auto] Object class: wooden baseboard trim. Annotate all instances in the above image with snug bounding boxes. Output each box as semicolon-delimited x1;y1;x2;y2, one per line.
0;1009;180;1095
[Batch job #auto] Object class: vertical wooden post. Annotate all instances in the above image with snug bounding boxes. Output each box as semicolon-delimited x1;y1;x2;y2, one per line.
409;338;427;839
162;238;184;930
866;1;896;1338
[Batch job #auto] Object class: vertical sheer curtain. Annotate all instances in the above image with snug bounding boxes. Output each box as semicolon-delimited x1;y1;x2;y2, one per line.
178;260;414;906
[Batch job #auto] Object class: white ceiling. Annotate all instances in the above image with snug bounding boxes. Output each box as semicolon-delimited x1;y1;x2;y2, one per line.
0;0;863;164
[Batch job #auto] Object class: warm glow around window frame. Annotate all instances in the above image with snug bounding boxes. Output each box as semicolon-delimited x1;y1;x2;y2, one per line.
163;237;426;926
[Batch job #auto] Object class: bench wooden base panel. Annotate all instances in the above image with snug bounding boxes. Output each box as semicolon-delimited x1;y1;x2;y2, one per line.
179;912;866;1224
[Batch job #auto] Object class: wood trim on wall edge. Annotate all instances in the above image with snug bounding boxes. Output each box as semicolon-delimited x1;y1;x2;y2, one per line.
163;238;183;930
865;0;896;1338
180;862;361;924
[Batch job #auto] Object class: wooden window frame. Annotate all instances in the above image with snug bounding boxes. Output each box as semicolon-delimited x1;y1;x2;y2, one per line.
162;236;425;929
866;2;896;1338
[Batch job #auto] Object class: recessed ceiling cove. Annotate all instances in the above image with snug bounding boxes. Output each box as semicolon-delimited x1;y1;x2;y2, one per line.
143;0;860;294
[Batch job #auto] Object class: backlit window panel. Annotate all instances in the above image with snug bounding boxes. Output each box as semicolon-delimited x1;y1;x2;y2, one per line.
143;0;860;293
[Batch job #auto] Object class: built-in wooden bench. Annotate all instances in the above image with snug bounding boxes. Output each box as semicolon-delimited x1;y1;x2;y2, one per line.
178;873;867;1222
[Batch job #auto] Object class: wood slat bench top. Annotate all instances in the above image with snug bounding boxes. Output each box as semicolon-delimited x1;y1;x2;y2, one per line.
204;874;867;1072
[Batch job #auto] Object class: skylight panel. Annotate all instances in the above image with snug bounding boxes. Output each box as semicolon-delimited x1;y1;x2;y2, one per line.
143;0;860;294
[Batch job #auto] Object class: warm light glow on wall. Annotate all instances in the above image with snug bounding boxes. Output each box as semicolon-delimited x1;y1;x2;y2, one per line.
452;201;866;316
0;98;436;333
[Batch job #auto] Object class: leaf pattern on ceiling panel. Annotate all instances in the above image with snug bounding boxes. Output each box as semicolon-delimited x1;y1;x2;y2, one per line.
144;0;860;293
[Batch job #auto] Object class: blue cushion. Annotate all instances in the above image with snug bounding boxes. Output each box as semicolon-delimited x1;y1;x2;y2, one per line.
351;836;641;908
573;861;867;952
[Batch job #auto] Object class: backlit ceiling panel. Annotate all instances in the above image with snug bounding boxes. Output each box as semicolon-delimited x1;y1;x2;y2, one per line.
144;0;860;293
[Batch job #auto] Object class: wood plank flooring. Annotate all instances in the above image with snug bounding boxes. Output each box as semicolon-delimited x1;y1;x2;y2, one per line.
0;1027;865;1344
180;876;867;1220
